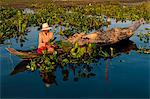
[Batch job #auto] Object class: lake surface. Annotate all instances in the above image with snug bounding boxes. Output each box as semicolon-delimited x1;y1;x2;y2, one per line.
0;20;150;98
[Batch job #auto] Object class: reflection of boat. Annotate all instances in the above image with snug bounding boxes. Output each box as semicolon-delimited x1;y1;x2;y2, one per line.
10;60;30;75
103;39;137;58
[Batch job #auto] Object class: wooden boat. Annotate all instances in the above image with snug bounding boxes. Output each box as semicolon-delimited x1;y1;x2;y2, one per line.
67;18;144;45
6;48;41;59
6;18;144;59
6;47;64;59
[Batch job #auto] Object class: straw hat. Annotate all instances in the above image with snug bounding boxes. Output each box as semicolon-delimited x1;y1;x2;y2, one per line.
42;23;51;31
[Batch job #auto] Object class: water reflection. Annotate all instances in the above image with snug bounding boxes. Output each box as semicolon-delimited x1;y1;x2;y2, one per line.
10;40;137;87
10;60;30;75
101;39;137;58
105;59;109;81
40;71;58;87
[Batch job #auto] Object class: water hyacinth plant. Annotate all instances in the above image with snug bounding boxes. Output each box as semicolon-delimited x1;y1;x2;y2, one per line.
1;2;150;43
26;40;114;73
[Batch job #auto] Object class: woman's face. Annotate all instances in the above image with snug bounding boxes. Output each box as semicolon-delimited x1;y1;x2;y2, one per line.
43;30;49;33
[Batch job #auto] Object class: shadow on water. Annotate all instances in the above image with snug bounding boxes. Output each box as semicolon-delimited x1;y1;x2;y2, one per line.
10;39;138;87
10;60;30;76
102;40;137;57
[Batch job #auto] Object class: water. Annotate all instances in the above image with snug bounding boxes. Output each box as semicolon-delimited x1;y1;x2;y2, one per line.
0;21;150;98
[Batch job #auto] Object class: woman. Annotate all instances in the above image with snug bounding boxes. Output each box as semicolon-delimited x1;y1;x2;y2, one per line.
37;23;54;54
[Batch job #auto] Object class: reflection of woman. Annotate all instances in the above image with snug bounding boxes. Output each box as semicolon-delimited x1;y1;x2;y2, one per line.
37;23;54;54
40;71;57;87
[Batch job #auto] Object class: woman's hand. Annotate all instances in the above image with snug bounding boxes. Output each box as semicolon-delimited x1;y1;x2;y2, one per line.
45;42;49;46
45;43;55;48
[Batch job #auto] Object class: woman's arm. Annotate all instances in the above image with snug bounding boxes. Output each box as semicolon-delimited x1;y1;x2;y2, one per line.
50;32;54;39
47;32;54;43
45;32;55;47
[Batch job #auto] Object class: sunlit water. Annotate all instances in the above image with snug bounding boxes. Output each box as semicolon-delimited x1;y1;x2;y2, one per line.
0;20;150;98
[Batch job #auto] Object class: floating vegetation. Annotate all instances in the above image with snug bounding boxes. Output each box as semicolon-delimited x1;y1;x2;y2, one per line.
0;8;30;44
0;2;150;43
137;32;150;43
137;48;150;54
145;28;150;30
136;31;150;54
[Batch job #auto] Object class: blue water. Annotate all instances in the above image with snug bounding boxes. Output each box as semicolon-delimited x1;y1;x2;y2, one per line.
0;21;150;98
